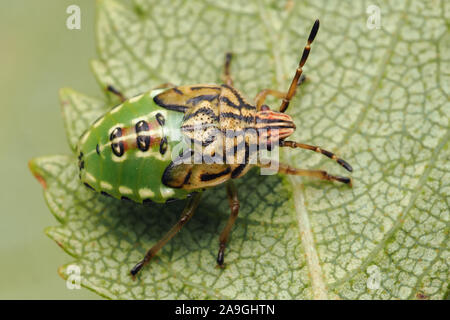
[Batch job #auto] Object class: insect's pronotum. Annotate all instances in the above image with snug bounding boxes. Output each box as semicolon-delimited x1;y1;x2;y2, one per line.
76;20;353;278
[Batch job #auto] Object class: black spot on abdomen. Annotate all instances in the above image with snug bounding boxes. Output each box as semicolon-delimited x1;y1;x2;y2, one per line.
121;196;133;202
135;120;150;152
110;127;124;157
84;182;94;190
101;191;112;198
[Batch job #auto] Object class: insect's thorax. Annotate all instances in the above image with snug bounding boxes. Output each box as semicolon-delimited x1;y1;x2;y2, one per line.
178;85;296;166
77;89;194;204
180;86;256;157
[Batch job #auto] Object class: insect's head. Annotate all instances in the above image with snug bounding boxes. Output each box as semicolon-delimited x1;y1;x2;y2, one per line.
255;106;296;148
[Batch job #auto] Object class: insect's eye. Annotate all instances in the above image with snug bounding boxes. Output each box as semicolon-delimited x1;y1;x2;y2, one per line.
110;127;122;140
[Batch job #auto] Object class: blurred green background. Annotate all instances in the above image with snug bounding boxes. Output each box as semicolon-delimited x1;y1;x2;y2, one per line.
0;1;102;299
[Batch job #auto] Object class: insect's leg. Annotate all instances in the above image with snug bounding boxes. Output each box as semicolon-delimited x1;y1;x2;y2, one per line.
130;192;202;278
279;19;319;113
255;89;286;110
107;83;175;103
254;75;307;110
259;161;352;186
106;85;126;102
280;140;353;172
223;52;234;86
217;180;240;267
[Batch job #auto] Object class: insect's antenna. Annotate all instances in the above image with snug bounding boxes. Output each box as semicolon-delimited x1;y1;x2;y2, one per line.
279;19;320;113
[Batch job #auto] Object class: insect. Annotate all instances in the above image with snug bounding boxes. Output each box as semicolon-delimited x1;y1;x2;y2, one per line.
76;19;352;278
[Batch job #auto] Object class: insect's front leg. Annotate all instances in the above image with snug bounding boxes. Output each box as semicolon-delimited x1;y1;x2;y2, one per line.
217;180;240;267
222;52;234;86
130;192;202;279
281;164;352;186
280;140;353;172
254;74;307;110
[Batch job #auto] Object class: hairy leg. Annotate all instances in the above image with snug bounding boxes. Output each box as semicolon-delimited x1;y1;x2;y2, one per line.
130;192;202;278
259;161;352;186
254;75;307;110
216;180;240;267
223;52;234;86
280;140;352;172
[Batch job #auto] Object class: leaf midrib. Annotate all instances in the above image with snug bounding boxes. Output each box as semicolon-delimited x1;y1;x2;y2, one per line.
254;0;430;300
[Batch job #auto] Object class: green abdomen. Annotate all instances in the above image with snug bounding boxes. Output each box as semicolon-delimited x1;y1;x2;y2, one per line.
77;89;193;204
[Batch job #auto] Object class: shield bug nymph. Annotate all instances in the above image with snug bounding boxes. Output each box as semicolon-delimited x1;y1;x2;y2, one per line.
76;19;352;277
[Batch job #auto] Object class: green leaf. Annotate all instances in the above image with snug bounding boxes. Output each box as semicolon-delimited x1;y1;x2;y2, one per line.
29;0;449;299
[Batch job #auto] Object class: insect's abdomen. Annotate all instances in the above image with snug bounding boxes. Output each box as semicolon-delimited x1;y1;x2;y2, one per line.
77;90;193;204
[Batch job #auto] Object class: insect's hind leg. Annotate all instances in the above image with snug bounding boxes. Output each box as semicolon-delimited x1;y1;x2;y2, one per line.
217;180;240;267
130;192;202;279
222;52;234;86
